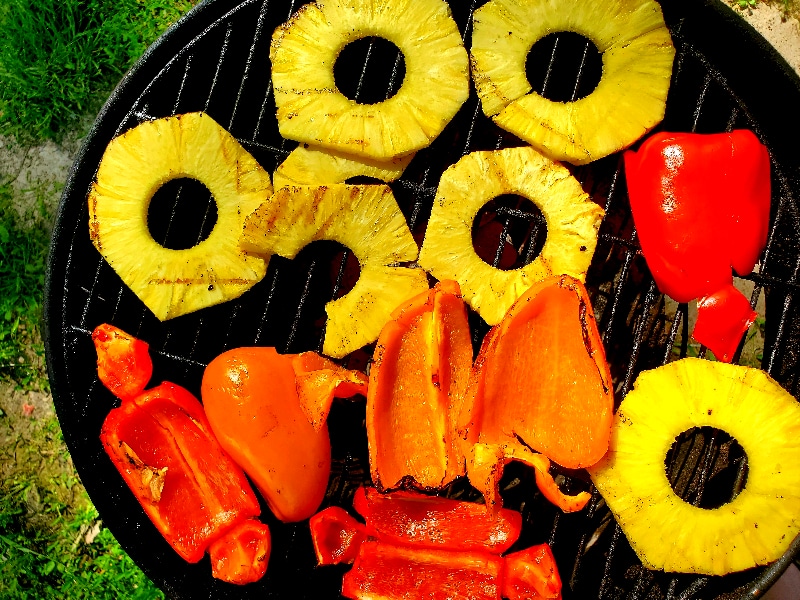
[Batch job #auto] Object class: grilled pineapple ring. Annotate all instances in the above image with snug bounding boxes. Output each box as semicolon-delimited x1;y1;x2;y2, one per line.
270;0;469;159
471;0;675;165
588;358;800;575
88;112;271;321
240;184;430;358
418;146;603;326
273;144;414;189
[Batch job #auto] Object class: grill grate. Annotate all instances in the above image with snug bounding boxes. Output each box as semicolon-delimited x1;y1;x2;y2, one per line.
44;0;800;598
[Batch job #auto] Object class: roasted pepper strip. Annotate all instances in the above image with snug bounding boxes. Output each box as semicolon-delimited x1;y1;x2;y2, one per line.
352;486;522;554
367;280;473;490
95;326;261;565
309;506;368;565
208;519;271;585
342;540;504;600
624;130;770;362
464;275;613;471
202;346;365;522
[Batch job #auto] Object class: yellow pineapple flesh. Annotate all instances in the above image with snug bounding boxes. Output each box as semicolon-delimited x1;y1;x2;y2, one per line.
88;112;271;320
273;144;413;189
270;0;469;159
588;358;800;575
471;0;675;165
240;184;429;358
418;146;603;325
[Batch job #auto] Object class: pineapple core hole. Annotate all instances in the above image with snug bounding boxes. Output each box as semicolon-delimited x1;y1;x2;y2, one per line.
334;36;406;104
147;177;218;250
665;426;748;510
526;31;602;103
471;194;547;271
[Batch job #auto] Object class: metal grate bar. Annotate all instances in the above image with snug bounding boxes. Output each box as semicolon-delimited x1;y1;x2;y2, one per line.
228;0;271;130
172;54;193;114
254;268;281;344
284;260;317;353
204;23;233;112
691;73;712;132
570;39;593;102
540;36;560;97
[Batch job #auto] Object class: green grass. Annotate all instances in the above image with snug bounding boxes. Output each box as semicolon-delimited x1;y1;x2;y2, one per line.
0;0;195;142
0;183;50;390
0;414;165;600
0;2;194;597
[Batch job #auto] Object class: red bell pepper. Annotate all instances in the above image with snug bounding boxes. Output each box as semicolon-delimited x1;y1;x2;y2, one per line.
343;541;505;600
624;130;770;362
208;519;272;585
310;487;564;600
94;324;268;580
309;506;368;565
92;323;152;400
503;544;562;600
352;486;522;555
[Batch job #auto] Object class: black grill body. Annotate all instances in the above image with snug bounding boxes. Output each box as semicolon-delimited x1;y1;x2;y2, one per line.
44;0;800;598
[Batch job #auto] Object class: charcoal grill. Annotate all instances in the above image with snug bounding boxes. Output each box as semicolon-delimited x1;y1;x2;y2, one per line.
44;0;800;597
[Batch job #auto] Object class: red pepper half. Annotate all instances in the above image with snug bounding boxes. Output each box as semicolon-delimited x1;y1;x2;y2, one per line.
352;486;522;555
624;130;770;361
95;325;263;569
342;540;505;600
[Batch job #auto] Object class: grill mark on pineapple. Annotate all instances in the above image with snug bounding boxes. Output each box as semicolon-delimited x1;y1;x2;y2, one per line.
88;192;102;249
148;277;258;285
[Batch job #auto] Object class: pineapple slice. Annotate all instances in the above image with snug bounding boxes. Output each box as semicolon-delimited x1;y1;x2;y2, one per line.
273;144;414;189
88;112;271;320
418;146;603;325
270;0;469;159
588;358;800;575
241;184;429;358
471;0;675;165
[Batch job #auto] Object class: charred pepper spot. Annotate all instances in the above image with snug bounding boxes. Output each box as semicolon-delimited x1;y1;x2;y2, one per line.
119;441;168;503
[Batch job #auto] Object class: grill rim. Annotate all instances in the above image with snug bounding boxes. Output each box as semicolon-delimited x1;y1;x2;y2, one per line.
42;0;800;597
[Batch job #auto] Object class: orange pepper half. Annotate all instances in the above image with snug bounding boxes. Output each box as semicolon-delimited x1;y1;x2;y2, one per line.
366;280;473;490
465;274;613;468
463;275;613;513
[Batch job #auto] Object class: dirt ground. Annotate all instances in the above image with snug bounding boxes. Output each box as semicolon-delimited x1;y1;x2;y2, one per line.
0;1;798;597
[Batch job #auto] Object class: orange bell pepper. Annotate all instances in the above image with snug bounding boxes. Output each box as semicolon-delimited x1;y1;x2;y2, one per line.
292;351;368;431
201;346;366;522
464;274;613;467
462;275;612;512
94;325;265;571
366;280;473;490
